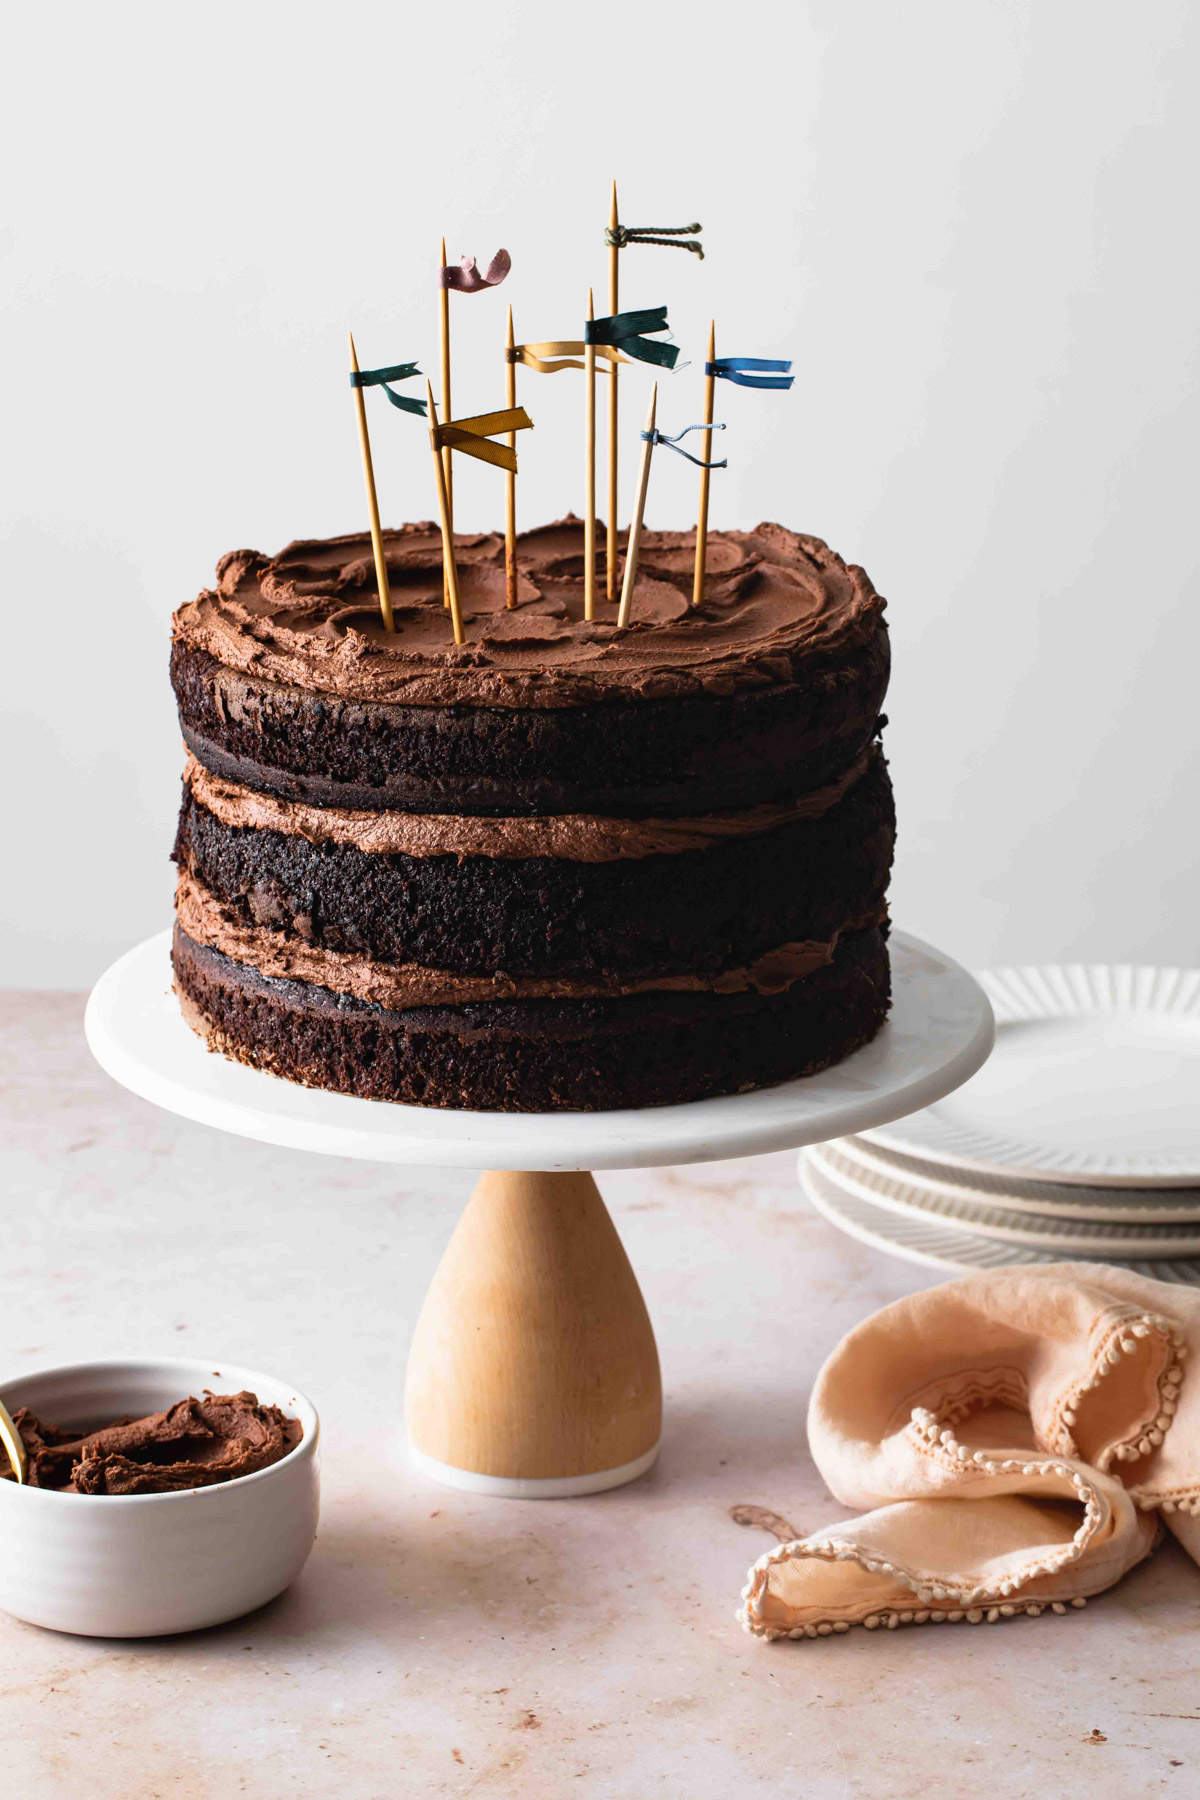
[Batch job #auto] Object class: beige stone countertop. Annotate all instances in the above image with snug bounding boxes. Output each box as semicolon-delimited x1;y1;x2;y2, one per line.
2;991;1198;1798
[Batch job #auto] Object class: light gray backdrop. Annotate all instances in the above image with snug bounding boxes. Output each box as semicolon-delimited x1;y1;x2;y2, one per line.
3;0;1197;988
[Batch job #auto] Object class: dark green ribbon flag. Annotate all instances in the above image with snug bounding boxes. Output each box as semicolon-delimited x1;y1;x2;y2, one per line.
585;307;680;371
349;360;427;417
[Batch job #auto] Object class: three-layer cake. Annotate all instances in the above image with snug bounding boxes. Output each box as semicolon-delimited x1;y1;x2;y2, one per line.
170;519;894;1111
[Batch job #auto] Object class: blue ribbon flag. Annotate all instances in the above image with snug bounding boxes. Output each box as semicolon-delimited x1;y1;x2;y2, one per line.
706;356;793;392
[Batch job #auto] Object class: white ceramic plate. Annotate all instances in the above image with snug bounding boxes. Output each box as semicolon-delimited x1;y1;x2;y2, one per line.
801;1154;1200;1284
828;1134;1200;1225
805;1141;1200;1256
862;964;1200;1187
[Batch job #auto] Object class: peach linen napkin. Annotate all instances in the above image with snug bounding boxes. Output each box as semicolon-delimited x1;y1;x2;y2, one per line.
739;1265;1200;1641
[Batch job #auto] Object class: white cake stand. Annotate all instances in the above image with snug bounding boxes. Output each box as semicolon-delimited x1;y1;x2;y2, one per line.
85;928;993;1498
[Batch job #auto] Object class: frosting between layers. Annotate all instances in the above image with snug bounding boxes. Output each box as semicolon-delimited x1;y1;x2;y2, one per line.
176;869;886;1008
183;745;875;862
171;518;885;709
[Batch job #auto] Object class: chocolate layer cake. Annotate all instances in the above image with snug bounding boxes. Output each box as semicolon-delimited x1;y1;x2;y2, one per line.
170;519;894;1111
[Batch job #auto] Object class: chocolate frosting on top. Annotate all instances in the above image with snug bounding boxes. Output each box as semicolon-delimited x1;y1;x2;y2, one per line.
171;518;885;709
5;1391;302;1495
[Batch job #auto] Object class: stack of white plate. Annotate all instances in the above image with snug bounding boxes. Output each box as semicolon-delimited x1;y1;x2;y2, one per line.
801;964;1200;1284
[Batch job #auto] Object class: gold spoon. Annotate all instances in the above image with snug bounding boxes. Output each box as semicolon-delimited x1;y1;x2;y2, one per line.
0;1397;27;1485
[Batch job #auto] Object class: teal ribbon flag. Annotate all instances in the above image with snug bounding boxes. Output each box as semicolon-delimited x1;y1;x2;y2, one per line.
585;306;680;370
349;360;428;416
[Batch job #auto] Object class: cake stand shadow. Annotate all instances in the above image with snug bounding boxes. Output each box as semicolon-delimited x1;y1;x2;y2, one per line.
85;929;993;1498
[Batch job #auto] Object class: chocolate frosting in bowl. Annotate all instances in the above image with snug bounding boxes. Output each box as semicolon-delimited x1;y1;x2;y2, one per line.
172;518;885;710
3;1391;302;1495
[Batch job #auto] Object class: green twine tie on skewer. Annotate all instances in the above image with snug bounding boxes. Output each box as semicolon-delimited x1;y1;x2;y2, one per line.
603;221;704;259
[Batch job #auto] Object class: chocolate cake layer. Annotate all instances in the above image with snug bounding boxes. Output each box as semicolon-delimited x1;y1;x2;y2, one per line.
172;638;888;817
170;520;889;816
176;869;878;1008
182;744;877;860
172;923;892;1112
173;749;894;980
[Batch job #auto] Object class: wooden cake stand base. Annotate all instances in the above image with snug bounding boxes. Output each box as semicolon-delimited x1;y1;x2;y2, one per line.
86;930;992;1497
406;1170;661;1496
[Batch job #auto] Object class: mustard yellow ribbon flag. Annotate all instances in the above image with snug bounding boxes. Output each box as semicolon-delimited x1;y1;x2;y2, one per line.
508;342;629;376
432;405;533;473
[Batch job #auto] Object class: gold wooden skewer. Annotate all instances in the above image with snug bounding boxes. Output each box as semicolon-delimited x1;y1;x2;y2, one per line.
439;235;453;608
0;1395;27;1485
617;382;657;629
692;320;717;608
426;380;465;646
348;332;395;634
606;179;620;602
505;303;518;609
584;288;597;620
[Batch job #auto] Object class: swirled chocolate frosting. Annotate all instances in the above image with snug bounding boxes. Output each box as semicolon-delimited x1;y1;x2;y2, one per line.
5;1392;302;1495
171;518;885;709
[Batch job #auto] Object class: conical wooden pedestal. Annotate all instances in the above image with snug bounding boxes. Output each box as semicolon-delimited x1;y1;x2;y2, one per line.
404;1171;662;1496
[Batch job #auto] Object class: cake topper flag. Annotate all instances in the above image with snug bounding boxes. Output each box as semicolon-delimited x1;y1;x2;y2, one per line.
644;420;727;469
616;384;726;632
348;358;428;416
425;381;466;649
617;383;659;630
585;306;680;371
440;249;512;292
347;332;396;634
438;241;512;606
431;403;532;472
602;219;704;259
425;379;533;647
504;305;518;608
507;341;627;375
585;289;597;620
708;355;794;390
504;309;630;617
692;330;794;607
603;183;703;601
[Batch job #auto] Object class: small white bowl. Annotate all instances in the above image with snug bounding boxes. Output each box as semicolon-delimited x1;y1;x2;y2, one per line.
0;1357;320;1637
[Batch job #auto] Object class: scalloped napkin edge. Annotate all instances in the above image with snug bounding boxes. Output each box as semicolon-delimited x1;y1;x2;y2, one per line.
740;1265;1200;1641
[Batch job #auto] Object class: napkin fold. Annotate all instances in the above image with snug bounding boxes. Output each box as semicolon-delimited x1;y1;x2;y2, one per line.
740;1265;1200;1640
